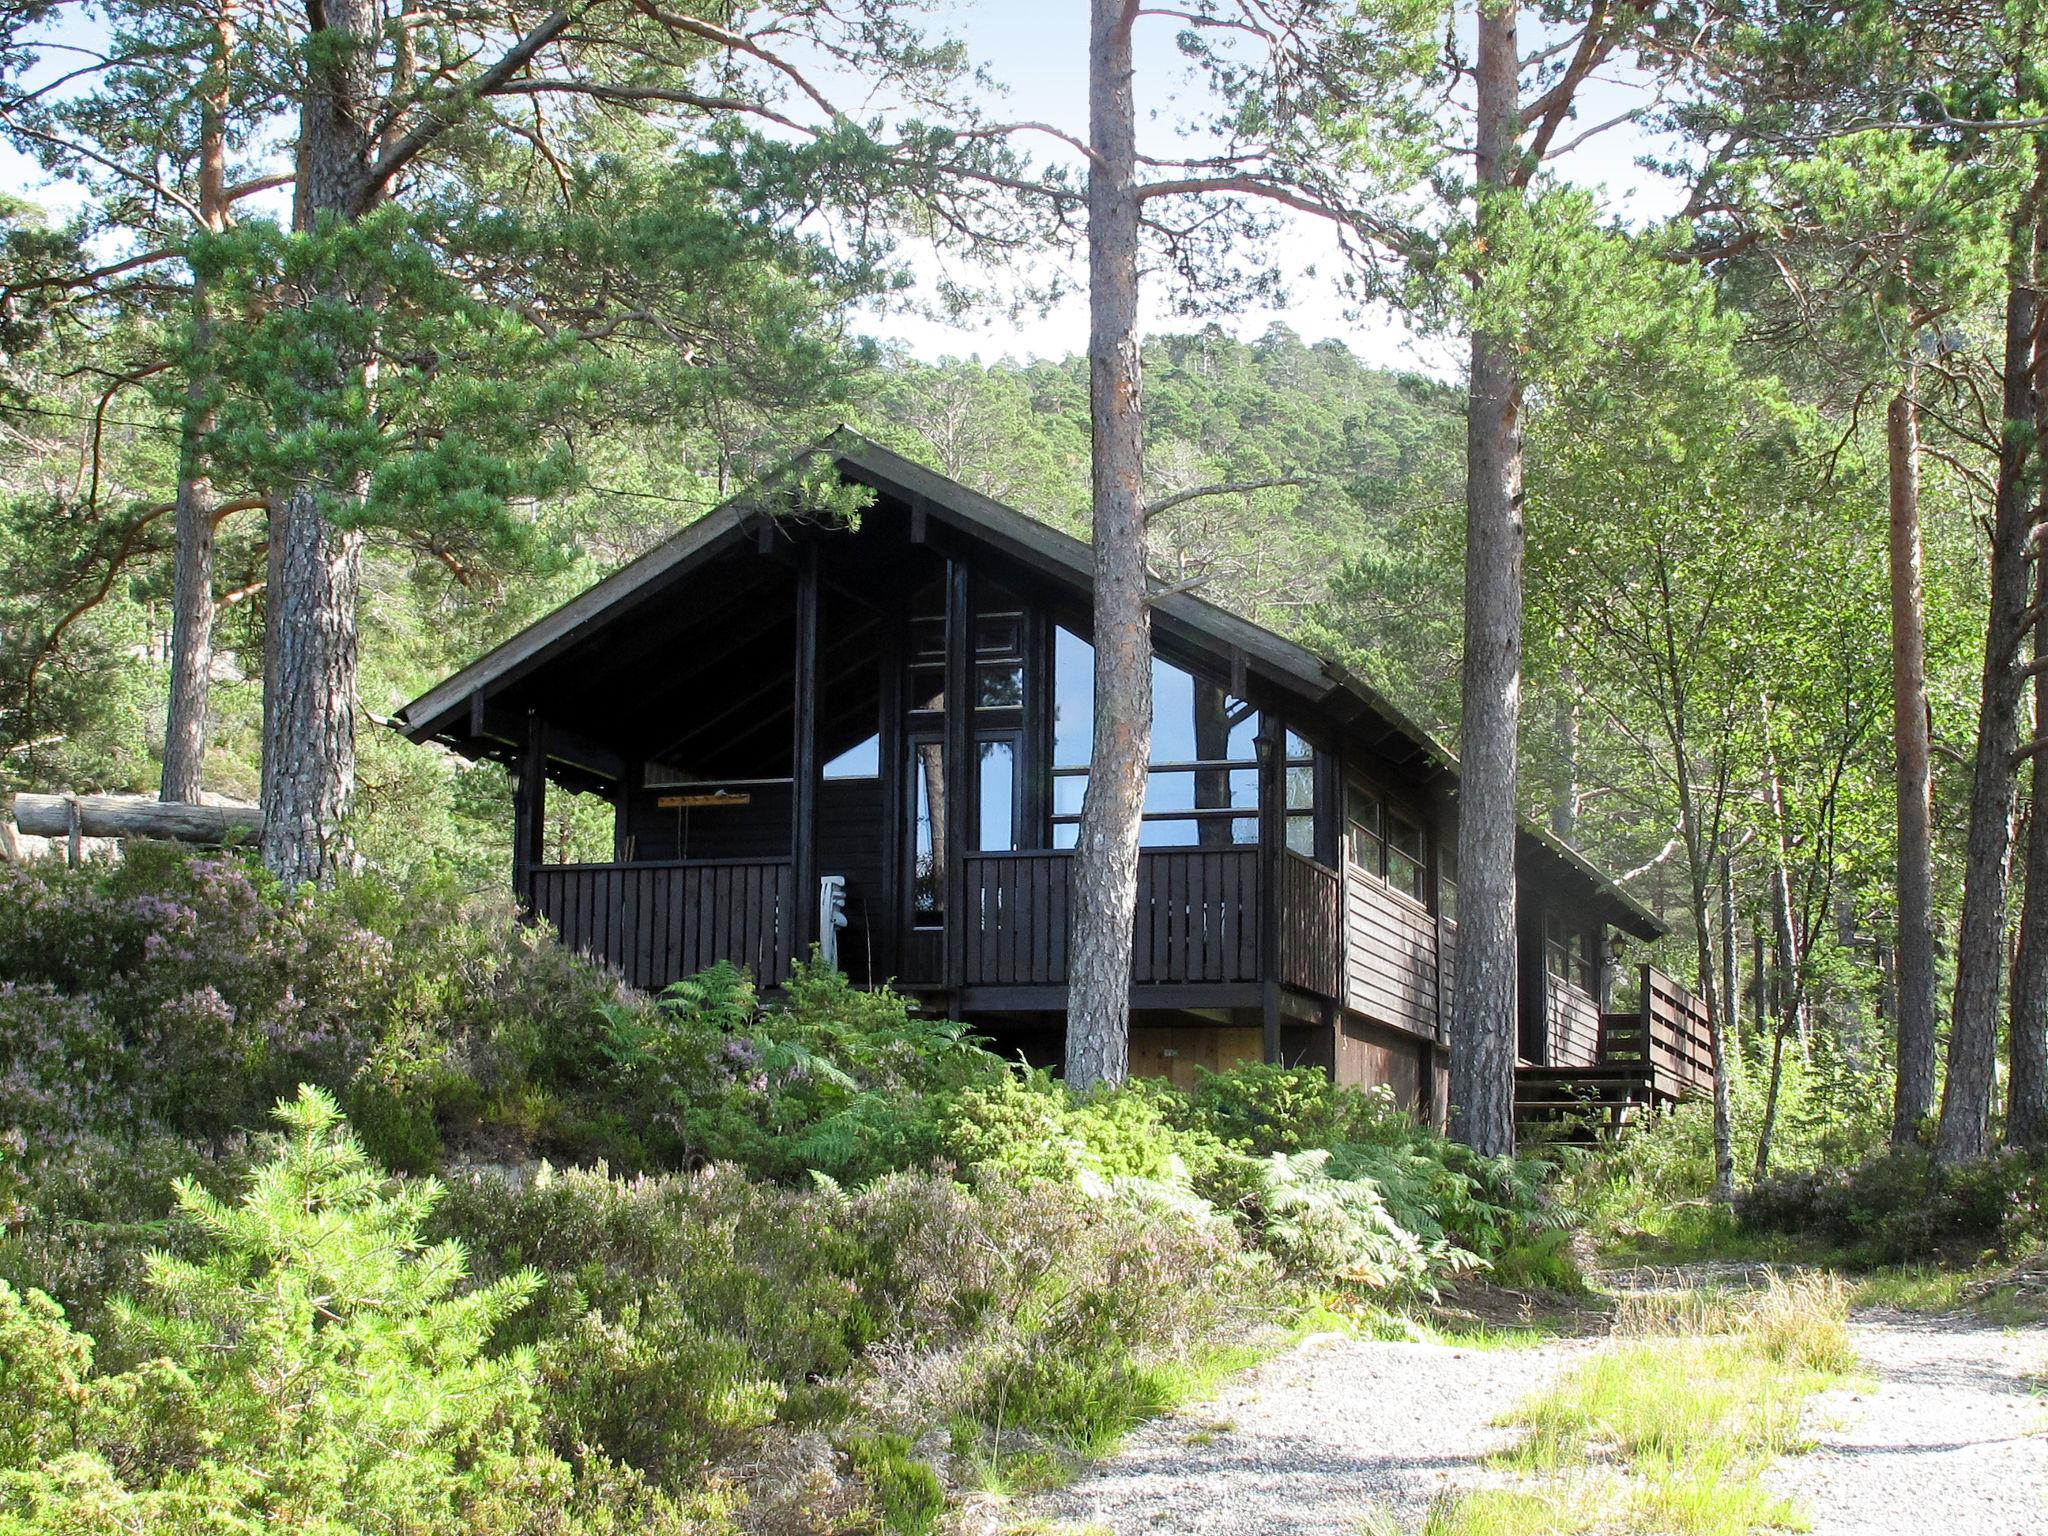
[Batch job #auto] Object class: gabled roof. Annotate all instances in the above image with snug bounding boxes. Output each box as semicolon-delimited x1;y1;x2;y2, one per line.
396;426;1664;939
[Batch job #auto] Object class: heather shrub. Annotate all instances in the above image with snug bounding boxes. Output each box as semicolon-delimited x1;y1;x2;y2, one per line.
432;1155;1267;1485
0;853;395;1139
1737;1144;2048;1264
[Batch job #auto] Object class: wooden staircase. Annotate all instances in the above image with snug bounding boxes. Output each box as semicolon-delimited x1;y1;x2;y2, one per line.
1515;964;1716;1136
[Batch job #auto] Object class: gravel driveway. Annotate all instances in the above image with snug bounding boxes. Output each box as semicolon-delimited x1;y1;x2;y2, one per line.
1768;1310;2048;1535
1017;1308;2047;1536
1026;1329;1593;1535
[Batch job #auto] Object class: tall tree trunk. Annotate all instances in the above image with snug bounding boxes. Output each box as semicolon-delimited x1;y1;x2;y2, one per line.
1449;0;1522;1158
1714;846;1737;1199
1936;150;2046;1165
259;0;380;886
2007;363;2048;1150
1066;0;1148;1089
160;0;236;804
1887;377;1939;1143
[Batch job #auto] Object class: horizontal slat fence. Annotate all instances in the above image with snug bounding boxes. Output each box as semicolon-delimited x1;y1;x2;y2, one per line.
1546;973;1603;1068
529;858;794;991
1598;964;1716;1101
1342;872;1441;1038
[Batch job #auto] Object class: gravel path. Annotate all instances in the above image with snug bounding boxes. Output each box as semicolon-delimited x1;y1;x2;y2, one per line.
1768;1311;2048;1535
1027;1330;1593;1535
1018;1306;2047;1536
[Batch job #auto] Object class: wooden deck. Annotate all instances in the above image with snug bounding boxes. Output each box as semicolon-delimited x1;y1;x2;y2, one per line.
1515;963;1717;1131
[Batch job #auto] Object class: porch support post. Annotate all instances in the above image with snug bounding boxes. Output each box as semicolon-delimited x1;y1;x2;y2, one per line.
1257;712;1284;1064
513;707;546;910
791;542;821;963
877;605;906;977
941;557;973;1002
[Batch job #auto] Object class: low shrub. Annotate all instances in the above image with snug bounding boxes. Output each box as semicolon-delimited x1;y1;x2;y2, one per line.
1736;1144;2048;1264
842;1433;944;1535
0;1088;707;1535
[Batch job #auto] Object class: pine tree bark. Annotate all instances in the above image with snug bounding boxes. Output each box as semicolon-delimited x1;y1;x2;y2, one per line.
1887;378;1939;1144
2007;340;2048;1150
1448;0;1522;1158
1065;0;1149;1089
1936;151;2045;1165
258;0;379;885
160;0;236;804
2006;642;2048;1145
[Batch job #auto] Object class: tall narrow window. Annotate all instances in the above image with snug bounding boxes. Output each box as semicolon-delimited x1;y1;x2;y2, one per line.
1346;786;1384;874
910;742;945;927
978;738;1017;851
1386;812;1426;902
1545;911;1569;981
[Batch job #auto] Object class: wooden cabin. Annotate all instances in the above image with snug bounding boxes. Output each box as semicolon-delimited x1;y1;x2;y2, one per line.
396;429;1713;1118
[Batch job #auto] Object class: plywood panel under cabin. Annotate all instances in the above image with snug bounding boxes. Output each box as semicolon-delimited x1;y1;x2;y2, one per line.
1129;1026;1265;1091
1334;1016;1430;1114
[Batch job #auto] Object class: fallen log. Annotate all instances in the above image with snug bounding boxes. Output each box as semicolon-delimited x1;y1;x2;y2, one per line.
11;793;263;846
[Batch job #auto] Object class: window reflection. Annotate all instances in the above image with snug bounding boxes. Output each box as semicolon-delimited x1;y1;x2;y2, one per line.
824;734;879;779
978;738;1016;851
1052;624;1313;849
911;742;944;926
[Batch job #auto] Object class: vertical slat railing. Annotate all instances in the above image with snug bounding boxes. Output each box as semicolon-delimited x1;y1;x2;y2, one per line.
530;858;794;990
1277;850;1344;999
959;847;1262;988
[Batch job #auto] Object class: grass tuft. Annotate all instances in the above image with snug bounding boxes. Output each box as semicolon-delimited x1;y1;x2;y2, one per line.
1424;1272;1854;1536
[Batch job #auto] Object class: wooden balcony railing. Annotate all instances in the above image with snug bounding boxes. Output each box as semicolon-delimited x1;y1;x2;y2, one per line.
960;846;1263;988
1278;851;1344;999
1546;972;1603;1068
528;858;794;991
1600;963;1716;1101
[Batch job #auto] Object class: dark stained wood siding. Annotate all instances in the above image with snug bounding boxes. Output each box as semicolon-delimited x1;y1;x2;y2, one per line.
1436;916;1457;1045
624;782;792;863
529;859;794;989
1343;871;1440;1039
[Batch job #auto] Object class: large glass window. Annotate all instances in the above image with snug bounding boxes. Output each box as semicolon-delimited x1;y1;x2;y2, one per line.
824;734;879;779
1053;627;1257;847
1052;626;1315;849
